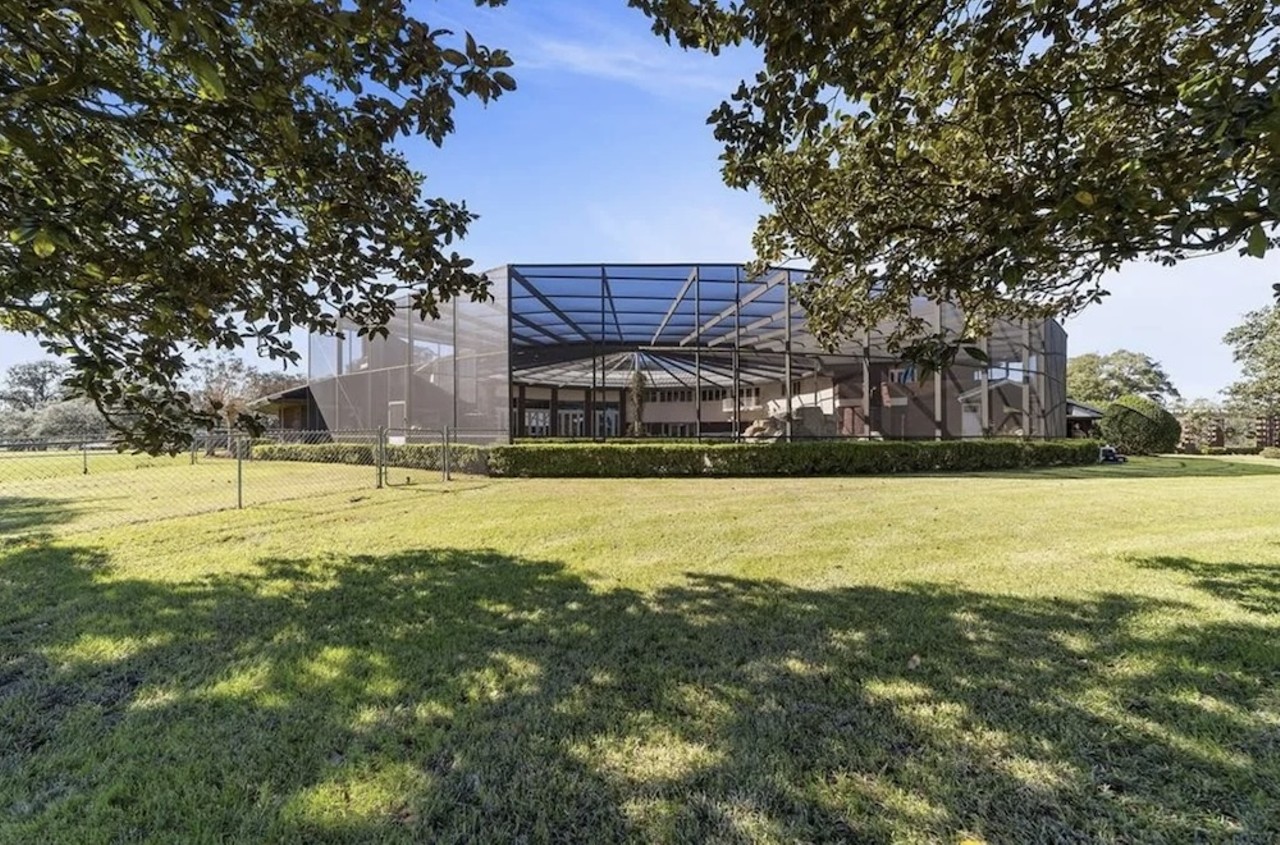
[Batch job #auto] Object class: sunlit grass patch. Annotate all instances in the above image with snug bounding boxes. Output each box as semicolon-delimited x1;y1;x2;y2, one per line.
3;455;1280;842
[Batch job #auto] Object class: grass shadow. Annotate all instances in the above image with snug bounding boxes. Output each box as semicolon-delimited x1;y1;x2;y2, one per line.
2;544;1278;842
0;496;78;535
1137;554;1280;615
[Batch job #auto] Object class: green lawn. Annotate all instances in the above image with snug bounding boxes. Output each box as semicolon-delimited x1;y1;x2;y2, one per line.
0;452;441;535
3;456;1280;843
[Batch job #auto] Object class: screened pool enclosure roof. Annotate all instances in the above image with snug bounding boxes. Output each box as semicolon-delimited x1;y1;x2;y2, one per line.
505;263;974;389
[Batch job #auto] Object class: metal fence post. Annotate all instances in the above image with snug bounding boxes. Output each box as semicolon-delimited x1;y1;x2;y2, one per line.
236;437;243;509
442;426;451;482
81;441;88;475
376;426;386;489
190;434;197;466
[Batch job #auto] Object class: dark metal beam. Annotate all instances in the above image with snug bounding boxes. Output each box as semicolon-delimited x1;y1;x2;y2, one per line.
644;353;696;388
650;268;698;344
510;266;595;343
678;268;788;346
707;305;791;349
652;351;785;386
511;311;567;344
601;269;625;342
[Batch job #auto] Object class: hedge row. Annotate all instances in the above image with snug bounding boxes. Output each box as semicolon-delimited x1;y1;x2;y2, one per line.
1262;447;1280;460
486;439;1099;478
1201;445;1264;456
253;442;376;465
252;442;490;474
253;438;1099;477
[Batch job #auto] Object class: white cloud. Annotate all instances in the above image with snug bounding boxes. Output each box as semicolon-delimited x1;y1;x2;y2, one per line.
440;1;756;101
521;35;736;98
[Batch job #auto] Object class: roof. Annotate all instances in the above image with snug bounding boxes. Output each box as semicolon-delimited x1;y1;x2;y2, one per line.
313;262;1065;392
1066;399;1105;418
248;384;311;409
499;263;1056;390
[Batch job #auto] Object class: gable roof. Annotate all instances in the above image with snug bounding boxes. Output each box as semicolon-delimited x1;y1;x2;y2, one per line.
1067;399;1105;418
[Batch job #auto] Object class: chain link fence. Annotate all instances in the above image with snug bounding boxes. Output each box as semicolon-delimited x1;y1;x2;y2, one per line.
0;428;496;538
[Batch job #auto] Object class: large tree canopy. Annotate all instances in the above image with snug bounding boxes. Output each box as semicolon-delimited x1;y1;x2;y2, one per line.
1067;350;1180;407
185;353;305;430
2;0;514;451
1224;306;1280;414
0;359;68;411
633;0;1280;356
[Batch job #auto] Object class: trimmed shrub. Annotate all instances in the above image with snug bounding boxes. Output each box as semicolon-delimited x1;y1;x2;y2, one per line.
512;437;707;445
1099;395;1182;455
487;439;1098;478
256;438;1098;478
254;442;376;465
252;442;489;474
487;443;707;477
1261;447;1280;460
1204;445;1263;456
384;443;490;475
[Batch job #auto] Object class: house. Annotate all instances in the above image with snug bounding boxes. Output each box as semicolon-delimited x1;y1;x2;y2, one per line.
1066;399;1105;438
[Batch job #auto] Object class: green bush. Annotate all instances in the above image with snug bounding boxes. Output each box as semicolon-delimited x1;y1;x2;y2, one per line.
256;438;1098;478
384;443;490;474
1261;447;1280;460
1203;445;1263;456
254;442;376;465
488;443;708;477
512;437;708;445
252;442;489;474
1099;395;1182;455
487;439;1098;478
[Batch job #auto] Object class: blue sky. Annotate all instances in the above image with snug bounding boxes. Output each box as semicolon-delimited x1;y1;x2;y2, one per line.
3;0;1276;400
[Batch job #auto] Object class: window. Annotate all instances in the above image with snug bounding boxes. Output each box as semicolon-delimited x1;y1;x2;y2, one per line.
648;389;693;403
974;363;1027;383
524;409;551;437
721;386;760;409
700;387;729;402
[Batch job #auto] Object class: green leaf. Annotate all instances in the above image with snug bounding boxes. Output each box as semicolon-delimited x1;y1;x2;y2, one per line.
192;19;219;52
127;0;155;32
442;48;467;66
1246;224;1268;258
8;225;36;244
1074;190;1095;208
948;52;965;87
275;115;298;145
32;229;56;258
493;71;517;92
167;9;187;42
189;55;225;99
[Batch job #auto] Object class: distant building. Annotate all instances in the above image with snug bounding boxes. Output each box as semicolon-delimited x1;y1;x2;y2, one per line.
1066;399;1104;438
1258;415;1280;448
